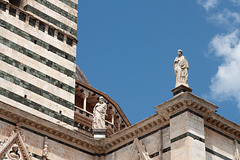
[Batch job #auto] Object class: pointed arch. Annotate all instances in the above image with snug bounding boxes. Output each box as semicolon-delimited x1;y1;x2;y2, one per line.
0;126;32;160
129;138;151;160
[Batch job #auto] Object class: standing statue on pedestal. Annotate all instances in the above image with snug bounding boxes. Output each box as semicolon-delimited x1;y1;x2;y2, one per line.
92;96;107;129
174;49;189;88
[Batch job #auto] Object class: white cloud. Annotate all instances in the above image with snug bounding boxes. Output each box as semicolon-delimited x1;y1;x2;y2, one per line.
197;0;240;110
230;0;240;5
208;9;240;27
197;0;219;11
209;30;240;109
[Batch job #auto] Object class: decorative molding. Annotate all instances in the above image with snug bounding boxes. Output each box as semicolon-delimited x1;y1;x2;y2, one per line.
104;114;168;153
0;102;100;155
129;138;151;160
205;125;235;141
155;92;218;120
205;114;240;140
0;126;32;160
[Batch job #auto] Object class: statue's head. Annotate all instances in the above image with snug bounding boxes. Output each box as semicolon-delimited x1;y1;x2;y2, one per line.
178;49;182;56
99;96;104;104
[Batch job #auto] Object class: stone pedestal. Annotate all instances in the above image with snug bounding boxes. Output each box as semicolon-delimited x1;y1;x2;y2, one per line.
171;85;192;97
93;128;107;140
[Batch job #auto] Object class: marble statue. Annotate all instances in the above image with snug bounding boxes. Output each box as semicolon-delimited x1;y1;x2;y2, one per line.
92;96;107;129
8;144;20;160
174;49;189;88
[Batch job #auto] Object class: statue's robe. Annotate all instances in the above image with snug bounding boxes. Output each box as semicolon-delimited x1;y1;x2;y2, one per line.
174;55;189;88
92;102;107;129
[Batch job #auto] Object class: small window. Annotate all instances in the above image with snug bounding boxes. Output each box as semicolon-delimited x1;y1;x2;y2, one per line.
29;17;36;27
48;27;54;37
0;2;6;11
9;7;16;17
19;12;26;22
9;0;21;7
38;22;45;32
66;37;73;46
57;32;63;41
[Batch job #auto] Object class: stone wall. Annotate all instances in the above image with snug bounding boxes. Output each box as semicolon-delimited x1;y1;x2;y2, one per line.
205;126;236;160
0;118;94;160
104;125;170;160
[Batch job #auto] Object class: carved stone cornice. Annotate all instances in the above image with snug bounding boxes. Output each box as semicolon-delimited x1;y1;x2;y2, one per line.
1;93;239;157
102;114;168;153
205;113;240;141
155;92;218;119
0;102;101;154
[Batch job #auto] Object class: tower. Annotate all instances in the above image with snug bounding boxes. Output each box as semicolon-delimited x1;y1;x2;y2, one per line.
0;0;78;129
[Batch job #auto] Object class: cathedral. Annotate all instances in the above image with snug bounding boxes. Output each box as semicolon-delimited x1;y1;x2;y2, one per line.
0;0;239;159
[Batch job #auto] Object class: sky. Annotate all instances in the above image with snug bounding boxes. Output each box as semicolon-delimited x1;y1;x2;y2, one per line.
76;0;240;125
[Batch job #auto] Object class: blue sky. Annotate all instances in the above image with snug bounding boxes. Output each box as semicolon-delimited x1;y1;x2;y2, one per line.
76;0;240;125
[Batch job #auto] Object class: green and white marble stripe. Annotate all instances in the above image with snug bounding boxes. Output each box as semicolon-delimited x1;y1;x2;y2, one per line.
0;35;75;79
24;5;77;36
34;0;77;23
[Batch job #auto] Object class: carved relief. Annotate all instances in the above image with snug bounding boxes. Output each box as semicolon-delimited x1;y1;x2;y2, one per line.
0;126;32;160
8;144;20;160
129;138;151;160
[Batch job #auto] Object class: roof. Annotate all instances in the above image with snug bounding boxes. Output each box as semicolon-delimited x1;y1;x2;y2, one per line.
75;65;91;86
75;80;131;126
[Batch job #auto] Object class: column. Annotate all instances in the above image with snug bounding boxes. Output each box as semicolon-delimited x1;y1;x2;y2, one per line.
82;91;88;111
110;107;115;124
